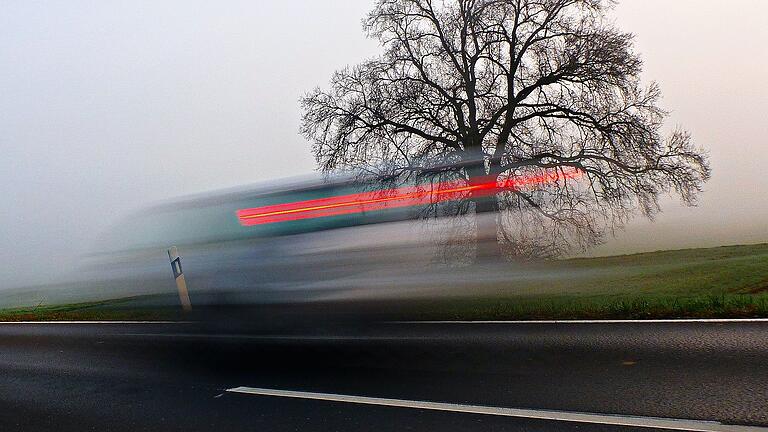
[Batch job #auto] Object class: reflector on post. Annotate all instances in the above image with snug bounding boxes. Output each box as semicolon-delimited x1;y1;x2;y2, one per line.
168;246;191;312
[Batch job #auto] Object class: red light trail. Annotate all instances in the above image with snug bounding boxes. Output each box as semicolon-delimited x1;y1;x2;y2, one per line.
237;168;582;226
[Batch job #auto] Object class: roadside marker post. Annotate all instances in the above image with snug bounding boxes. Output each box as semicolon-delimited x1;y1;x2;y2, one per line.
168;246;192;312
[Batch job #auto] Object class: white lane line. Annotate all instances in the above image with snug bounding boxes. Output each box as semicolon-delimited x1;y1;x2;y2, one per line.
226;387;766;432
118;333;430;341
392;318;768;324
0;321;190;324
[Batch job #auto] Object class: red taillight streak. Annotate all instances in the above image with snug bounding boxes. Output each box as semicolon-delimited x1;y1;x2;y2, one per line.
241;182;489;218
238;168;581;226
238;183;490;226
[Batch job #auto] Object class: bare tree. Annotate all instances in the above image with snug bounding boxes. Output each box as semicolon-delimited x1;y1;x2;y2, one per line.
301;0;710;259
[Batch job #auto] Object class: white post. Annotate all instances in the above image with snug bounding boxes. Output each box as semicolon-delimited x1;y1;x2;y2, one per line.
168;246;192;312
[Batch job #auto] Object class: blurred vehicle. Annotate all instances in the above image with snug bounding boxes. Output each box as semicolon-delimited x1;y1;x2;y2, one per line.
83;165;579;319
88;173;444;307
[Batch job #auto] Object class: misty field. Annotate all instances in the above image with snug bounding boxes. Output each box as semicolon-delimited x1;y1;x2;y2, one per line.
1;243;767;321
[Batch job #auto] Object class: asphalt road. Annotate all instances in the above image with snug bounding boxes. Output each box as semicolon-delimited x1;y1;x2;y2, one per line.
0;320;766;431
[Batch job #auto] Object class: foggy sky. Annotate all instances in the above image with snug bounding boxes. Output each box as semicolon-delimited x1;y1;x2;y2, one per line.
2;0;767;287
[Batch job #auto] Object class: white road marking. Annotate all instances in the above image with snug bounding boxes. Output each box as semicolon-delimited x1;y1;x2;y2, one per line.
1;318;765;325
118;333;430;341
0;321;189;324
226;387;766;432
392;318;768;324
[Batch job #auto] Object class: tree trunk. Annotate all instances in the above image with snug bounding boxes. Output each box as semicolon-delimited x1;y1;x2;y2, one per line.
464;145;503;262
473;194;503;262
467;164;503;262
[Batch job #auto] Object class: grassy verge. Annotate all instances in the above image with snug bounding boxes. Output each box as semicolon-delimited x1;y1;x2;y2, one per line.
396;293;768;321
0;297;181;322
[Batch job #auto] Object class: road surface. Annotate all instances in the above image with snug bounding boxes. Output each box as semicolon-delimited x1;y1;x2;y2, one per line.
0;320;766;431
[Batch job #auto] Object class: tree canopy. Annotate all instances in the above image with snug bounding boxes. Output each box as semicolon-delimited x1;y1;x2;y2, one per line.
301;0;710;258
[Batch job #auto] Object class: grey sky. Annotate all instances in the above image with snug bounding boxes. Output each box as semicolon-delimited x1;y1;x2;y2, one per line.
1;0;767;286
